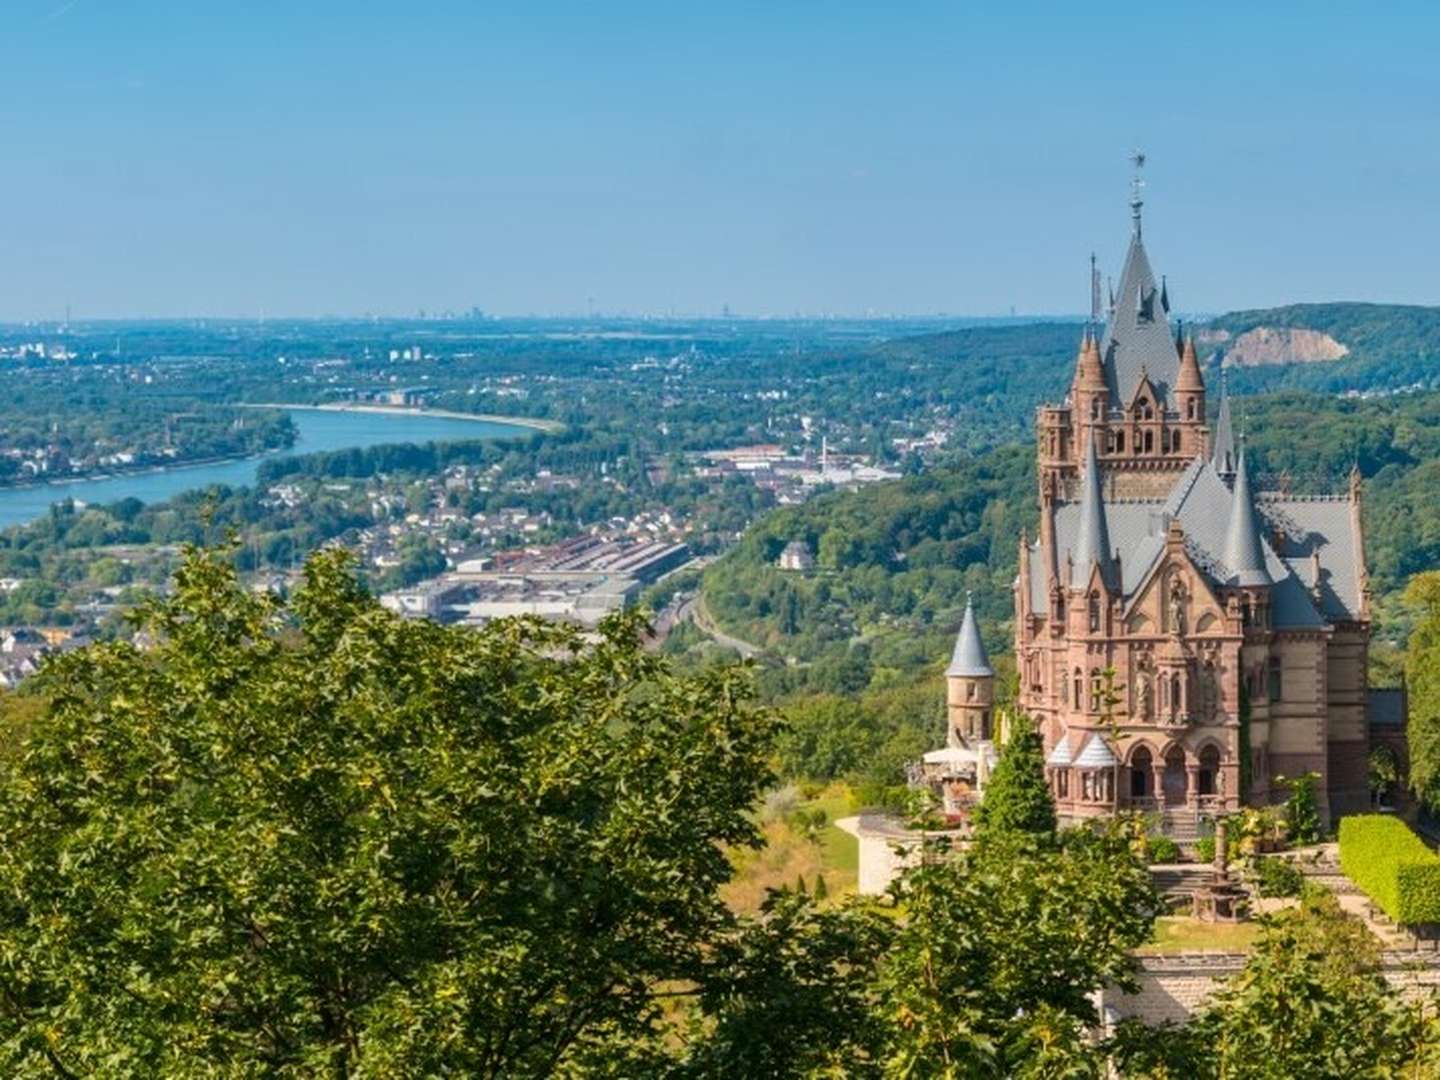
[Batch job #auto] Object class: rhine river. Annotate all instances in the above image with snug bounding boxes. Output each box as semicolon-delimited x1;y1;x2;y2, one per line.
0;407;536;530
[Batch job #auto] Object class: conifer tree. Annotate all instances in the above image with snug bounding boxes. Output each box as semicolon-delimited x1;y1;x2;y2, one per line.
971;713;1057;841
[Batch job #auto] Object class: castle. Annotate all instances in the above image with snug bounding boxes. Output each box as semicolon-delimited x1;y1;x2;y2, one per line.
937;185;1382;828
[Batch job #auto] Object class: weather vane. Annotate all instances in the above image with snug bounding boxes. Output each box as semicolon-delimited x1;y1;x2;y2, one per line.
1130;149;1146;235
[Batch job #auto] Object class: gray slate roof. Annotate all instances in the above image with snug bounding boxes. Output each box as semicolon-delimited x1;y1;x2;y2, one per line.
946;596;994;677
1028;455;1360;630
1100;231;1181;408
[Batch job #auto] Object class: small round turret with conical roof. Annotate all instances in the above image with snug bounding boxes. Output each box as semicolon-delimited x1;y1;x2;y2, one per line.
946;595;994;744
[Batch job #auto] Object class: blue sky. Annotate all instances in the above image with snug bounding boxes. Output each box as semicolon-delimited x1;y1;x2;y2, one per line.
1;2;1438;318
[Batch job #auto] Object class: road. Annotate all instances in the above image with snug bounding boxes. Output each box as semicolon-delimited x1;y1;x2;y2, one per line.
687;594;766;660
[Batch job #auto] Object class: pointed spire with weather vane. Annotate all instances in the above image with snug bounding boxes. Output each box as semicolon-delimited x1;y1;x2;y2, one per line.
947;593;994;678
1129;149;1146;237
1212;372;1237;479
1072;434;1116;591
1224;444;1272;587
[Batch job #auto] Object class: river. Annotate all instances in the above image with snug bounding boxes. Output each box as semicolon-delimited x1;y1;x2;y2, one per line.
0;407;535;530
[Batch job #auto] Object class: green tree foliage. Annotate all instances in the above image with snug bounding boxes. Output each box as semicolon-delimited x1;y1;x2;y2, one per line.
1405;570;1440;811
971;716;1057;842
0;545;778;1076
880;828;1155;1077
676;892;894;1078
1114;888;1440;1078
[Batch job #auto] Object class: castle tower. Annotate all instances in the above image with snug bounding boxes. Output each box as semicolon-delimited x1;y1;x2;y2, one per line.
946;596;994;744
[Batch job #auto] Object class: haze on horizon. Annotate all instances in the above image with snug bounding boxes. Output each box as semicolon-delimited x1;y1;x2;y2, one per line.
2;1;1438;321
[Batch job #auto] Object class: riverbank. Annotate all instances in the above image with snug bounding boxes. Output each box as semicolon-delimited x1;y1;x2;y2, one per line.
0;447;289;497
0;407;544;531
240;402;564;434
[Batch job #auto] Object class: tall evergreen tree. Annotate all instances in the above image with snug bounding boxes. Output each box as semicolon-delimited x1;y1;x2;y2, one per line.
971;713;1057;841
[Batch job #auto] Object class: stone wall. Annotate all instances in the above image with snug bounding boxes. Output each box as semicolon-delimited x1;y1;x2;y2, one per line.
1101;950;1440;1025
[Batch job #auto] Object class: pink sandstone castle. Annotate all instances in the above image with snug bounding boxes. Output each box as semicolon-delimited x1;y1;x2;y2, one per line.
937;183;1391;830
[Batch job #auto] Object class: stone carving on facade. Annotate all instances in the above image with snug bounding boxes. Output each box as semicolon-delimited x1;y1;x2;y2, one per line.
1136;669;1153;721
1200;660;1219;721
1168;576;1187;636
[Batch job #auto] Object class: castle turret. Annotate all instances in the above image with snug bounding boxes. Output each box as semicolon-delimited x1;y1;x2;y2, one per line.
946;596;994;743
1175;332;1206;443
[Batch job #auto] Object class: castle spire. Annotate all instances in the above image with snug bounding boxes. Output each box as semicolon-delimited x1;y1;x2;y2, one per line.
1129;149;1146;238
1212;374;1236;479
1072;434;1115;591
947;594;994;677
1224;447;1271;587
1177;332;1203;392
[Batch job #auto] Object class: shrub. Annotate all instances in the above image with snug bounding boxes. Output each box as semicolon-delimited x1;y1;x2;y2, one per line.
1195;836;1215;864
1280;771;1324;845
1254;857;1305;898
1339;815;1440;925
1148;836;1181;865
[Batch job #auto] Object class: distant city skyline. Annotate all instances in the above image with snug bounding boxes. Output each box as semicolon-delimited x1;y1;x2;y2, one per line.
2;2;1439;319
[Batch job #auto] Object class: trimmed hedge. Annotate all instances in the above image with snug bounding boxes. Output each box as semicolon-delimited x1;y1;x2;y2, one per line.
1339;815;1440;926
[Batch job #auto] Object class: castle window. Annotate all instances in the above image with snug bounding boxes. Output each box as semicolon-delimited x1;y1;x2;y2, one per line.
981;709;991;738
1115;432;1125;453
1172;431;1182;454
1088;592;1101;632
1139;399;1154;421
1187;399;1197;421
1268;657;1283;703
1091;399;1101;421
1090;670;1102;712
1073;668;1083;709
966;682;976;701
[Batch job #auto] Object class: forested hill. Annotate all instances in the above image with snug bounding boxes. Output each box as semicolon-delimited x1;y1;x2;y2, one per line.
837;301;1440;454
1205;302;1440;395
695;388;1440;703
856;323;1078;451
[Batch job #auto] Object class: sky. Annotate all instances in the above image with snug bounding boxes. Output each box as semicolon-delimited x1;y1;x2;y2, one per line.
2;2;1439;319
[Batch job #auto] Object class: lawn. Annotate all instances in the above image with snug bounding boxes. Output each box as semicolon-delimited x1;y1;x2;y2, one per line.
1138;916;1262;954
722;783;860;913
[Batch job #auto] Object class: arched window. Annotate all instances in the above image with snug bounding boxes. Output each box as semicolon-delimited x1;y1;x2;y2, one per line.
1143;430;1154;453
1172;431;1182;454
1115;431;1125;453
1088;591;1101;632
1171;673;1183;716
1187;398;1197;421
1199;745;1221;796
1091;399;1101;421
1138;398;1153;421
1130;746;1153;799
1073;668;1083;709
1090;670;1103;712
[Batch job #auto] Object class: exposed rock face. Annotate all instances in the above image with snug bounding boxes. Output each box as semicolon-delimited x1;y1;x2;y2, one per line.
1211;326;1349;367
